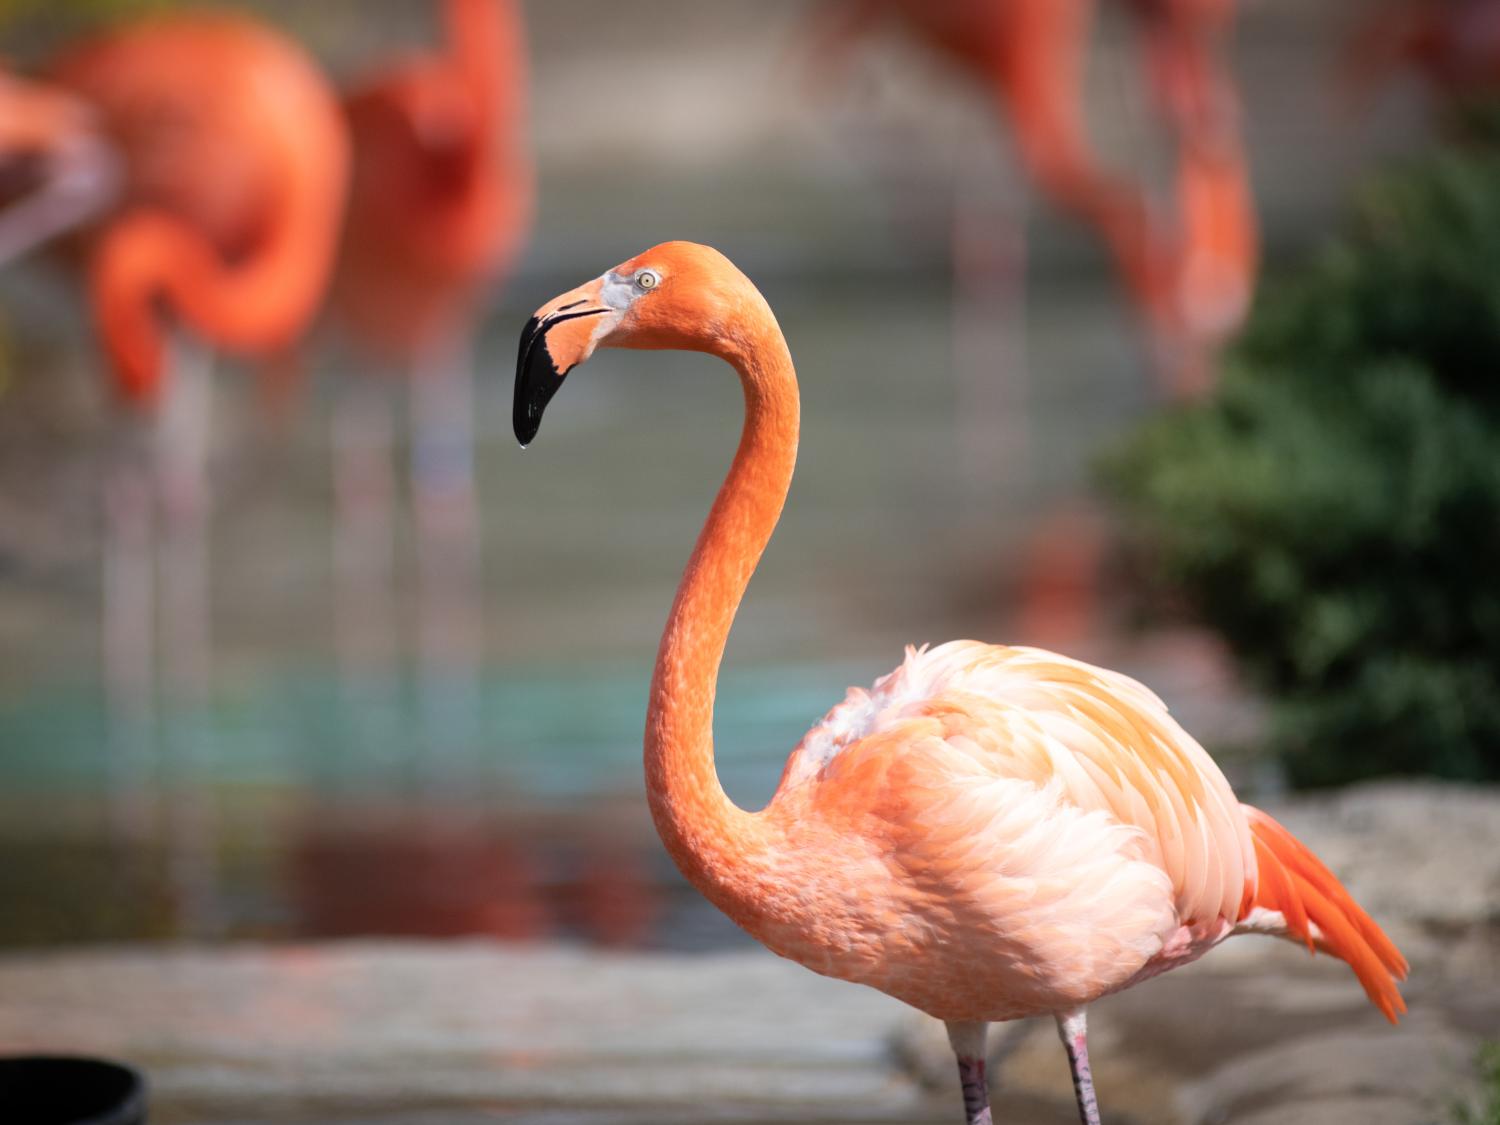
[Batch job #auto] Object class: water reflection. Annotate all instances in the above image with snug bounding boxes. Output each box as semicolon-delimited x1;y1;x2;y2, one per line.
290;802;661;946
0;664;860;951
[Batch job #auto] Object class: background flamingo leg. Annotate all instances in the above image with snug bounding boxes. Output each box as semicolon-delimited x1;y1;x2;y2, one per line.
154;337;222;937
332;373;399;686
101;421;158;843
409;334;483;795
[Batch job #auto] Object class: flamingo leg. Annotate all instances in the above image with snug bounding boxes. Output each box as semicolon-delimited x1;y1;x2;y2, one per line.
947;1021;994;1125
102;421;158;842
330;372;401;788
409;333;483;792
332;375;399;680
155;337;222;937
1056;1008;1101;1125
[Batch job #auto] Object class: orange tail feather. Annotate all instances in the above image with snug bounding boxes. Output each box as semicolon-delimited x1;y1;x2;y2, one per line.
1241;804;1409;1023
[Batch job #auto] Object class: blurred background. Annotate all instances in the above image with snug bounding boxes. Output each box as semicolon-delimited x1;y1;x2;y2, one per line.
2;8;1499;1119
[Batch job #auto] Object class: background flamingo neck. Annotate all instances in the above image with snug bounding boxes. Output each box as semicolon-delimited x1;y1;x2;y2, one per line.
443;0;525;115
644;313;799;918
92;190;340;403
438;0;532;275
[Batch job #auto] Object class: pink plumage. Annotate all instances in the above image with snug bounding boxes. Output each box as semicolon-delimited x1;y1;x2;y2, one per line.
514;241;1405;1125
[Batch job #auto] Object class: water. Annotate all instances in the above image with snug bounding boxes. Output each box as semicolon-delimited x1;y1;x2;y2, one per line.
0;277;1166;951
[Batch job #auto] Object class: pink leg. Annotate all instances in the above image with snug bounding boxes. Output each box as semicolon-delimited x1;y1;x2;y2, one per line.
1056;1009;1101;1125
409;335;483;789
946;1021;994;1125
102;437;157;841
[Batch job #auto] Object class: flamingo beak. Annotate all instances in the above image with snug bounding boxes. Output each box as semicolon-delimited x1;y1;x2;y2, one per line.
0;79;120;265
514;277;612;446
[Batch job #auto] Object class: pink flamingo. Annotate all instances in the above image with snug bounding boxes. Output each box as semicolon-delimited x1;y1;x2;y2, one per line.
811;0;1176;359
1344;0;1500;103
324;0;531;756
0;15;348;927
1124;0;1258;392
513;242;1407;1125
810;0;1261;663
812;0;1260;395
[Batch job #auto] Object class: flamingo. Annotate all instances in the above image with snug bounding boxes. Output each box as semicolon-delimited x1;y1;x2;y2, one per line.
811;0;1260;672
812;0;1178;385
31;12;351;407
1344;0;1500;104
512;242;1407;1125
814;0;1259;396
325;0;531;764
1123;0;1258;390
0;14;348;906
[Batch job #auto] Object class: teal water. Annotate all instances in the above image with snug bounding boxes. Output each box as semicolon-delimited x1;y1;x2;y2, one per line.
0;661;870;805
0;662;876;950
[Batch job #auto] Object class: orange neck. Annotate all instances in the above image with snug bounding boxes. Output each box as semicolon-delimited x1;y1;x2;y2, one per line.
643;306;799;919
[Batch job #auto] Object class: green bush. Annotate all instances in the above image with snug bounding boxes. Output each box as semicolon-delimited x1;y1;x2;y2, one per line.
1106;134;1500;786
1453;1041;1500;1125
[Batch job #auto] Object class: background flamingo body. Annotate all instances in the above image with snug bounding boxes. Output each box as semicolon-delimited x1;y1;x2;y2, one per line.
320;0;531;790
333;0;530;362
839;0;1175;335
818;0;1259;396
47;12;349;404
516;241;1406;1123
1346;0;1500;101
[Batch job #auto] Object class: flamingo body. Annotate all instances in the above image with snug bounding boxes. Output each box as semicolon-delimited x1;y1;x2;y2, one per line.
761;642;1236;1021
43;12;349;403
514;242;1404;1123
1348;0;1500;100
720;640;1403;1026
333;0;530;362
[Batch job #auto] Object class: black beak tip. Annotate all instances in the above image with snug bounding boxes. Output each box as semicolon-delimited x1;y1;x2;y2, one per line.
513;314;558;447
514;307;606;448
514;412;540;448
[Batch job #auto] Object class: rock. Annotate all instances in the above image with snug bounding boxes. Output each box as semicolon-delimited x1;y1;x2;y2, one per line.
1179;1013;1473;1125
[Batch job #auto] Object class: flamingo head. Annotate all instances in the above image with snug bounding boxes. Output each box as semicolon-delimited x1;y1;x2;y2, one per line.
0;72;121;265
514;241;763;445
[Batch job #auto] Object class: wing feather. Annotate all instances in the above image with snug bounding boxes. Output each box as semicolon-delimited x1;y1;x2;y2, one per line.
784;640;1255;929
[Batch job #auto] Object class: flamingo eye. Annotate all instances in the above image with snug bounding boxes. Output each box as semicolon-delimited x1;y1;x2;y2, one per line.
636;269;660;291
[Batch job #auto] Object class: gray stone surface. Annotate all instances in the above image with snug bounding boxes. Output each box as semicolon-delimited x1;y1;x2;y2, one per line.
0;943;933;1124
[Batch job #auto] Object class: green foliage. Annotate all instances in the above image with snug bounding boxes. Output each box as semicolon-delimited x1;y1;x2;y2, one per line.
1452;1042;1500;1125
1107;135;1500;786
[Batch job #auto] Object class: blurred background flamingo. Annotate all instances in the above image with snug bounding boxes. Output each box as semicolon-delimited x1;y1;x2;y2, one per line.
1125;0;1258;389
810;0;1261;660
0;9;348;927
323;0;531;781
1345;0;1500;104
811;0;1259;399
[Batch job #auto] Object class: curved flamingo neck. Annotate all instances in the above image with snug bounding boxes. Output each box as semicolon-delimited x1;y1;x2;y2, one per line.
435;0;532;279
92;203;338;405
644;304;799;917
442;0;525;120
